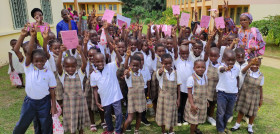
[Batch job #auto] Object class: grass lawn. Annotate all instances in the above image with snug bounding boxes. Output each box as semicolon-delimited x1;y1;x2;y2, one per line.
263;39;280;58
0;64;279;134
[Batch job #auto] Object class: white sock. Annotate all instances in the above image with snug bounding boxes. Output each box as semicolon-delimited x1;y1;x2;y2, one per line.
233;123;240;129
248;124;253;132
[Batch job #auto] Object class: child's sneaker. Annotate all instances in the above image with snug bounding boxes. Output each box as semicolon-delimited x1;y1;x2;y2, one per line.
126;125;132;132
230;123;240;132
177;120;182;126
248;124;254;134
207;117;216;126
182;120;188;125
141;118;151;126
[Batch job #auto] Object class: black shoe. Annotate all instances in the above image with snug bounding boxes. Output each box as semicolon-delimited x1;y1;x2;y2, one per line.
230;127;240;132
141;118;151;126
126;125;131;132
195;129;203;134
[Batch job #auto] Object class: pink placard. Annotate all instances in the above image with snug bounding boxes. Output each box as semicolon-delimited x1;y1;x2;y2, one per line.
102;9;115;23
179;13;190;27
200;15;211;28
163;25;172;36
117;19;127;28
215;17;225;29
172;5;180;15
60;30;79;50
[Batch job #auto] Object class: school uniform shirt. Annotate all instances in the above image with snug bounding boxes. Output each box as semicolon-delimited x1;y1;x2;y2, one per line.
216;63;240;93
90;61;123;106
218;46;237;63
147;54;161;73
86;62;97;77
188;50;205;66
87;41;106;56
110;50;125;64
235;61;248;89
22;62;57;100
242;69;264;86
205;60;221;73
48;53;57;72
59;69;85;90
131;48;140;56
141;50;152;64
175;57;193;93
156;69;182;89
141;66;152;88
125;70;142;88
8;50;24;74
187;73;208;94
166;48;175;60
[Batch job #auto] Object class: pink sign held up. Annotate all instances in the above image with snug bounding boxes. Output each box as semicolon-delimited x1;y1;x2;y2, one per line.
102;9;115;23
179;13;190;27
163;25;172;36
172;5;180;15
215;17;225;29
200;15;211;28
60;30;79;50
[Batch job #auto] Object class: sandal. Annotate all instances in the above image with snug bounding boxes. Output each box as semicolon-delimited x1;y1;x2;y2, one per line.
101;122;107;130
90;124;97;132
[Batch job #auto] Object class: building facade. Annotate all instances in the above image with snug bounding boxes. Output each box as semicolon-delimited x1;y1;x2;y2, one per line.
0;0;63;66
62;0;123;16
166;0;280;27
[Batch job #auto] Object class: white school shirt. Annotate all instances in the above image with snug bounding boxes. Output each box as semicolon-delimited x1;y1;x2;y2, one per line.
141;50;152;64
58;69;85;90
188;50;204;66
125;70;143;88
90;61;123;106
110;50;125;64
86;61;97;77
242;69;264;86
187;73;208;94
148;54;161;72
218;46;237;63
175;58;193;93
216;63;240;93
22;61;57;100
141;66;152;88
48;53;56;72
8;50;24;74
131;48;140;56
87;41;106;56
156;69;182;89
235;61;248;89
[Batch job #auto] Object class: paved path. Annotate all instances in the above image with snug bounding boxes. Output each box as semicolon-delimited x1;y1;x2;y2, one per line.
262;56;280;69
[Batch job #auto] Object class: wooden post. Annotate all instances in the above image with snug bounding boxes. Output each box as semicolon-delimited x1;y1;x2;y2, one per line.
74;0;79;13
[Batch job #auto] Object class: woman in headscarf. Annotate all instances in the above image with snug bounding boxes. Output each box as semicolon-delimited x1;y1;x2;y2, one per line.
238;13;266;59
30;8;51;32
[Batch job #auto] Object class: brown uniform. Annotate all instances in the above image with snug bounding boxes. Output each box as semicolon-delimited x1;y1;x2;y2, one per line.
207;63;219;101
150;57;162;100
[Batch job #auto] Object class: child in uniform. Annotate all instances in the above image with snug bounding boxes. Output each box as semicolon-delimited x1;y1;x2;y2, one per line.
184;59;208;134
57;44;90;134
156;54;181;134
13;25;57;134
231;57;264;134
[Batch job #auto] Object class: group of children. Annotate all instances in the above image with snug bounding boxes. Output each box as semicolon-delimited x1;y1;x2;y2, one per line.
10;4;265;134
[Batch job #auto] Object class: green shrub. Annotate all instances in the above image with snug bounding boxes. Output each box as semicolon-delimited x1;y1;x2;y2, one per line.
251;15;280;46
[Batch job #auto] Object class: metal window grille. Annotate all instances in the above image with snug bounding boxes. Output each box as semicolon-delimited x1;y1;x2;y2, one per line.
41;0;53;24
9;0;28;29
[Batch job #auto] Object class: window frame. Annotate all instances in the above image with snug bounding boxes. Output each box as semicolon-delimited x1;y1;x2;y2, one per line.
40;0;53;24
9;0;28;29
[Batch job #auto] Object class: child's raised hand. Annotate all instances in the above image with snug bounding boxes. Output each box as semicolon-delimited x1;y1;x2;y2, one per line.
123;69;130;78
249;57;259;65
225;65;233;71
139;22;144;31
83;31;89;44
29;24;36;37
175;14;179;19
232;38;239;44
21;23;29;37
42;27;49;40
158;64;165;76
126;45;131;56
122;22;127;29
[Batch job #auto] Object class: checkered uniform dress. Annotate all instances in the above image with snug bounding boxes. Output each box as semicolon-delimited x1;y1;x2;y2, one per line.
156;71;178;130
206;63;219;101
63;73;90;133
236;71;263;116
150;58;162;100
53;54;64;101
184;74;208;125
117;64;128;98
84;64;97;111
127;73;146;113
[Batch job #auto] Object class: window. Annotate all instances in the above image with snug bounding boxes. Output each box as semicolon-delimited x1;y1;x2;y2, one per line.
114;4;117;10
230;8;235;20
41;0;53;24
243;6;248;13
9;0;28;29
109;5;112;10
236;7;242;25
69;5;73;10
99;4;102;10
104;5;106;10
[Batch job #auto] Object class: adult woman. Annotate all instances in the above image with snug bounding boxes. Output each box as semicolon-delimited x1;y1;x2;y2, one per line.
238;13;266;59
30;8;51;32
